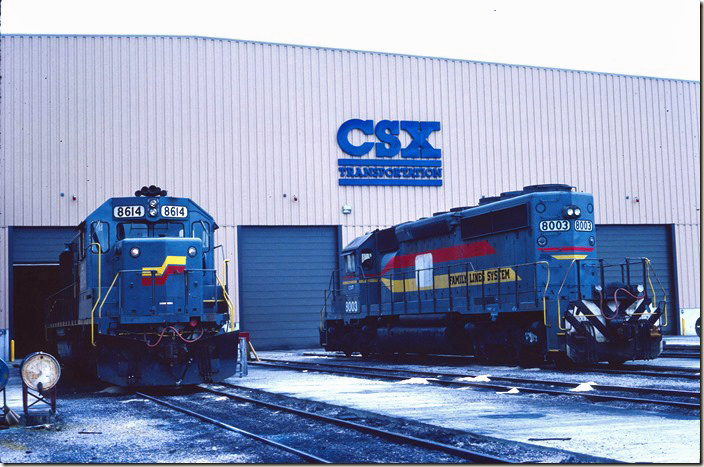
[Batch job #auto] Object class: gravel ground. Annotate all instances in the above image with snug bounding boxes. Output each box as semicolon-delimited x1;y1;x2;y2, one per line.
235;350;700;463
0;389;300;463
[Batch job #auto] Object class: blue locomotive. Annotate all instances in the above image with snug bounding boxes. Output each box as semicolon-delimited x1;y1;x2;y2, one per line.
321;184;666;365
45;186;239;386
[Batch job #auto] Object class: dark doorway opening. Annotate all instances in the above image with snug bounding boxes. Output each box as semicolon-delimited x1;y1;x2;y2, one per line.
12;265;61;357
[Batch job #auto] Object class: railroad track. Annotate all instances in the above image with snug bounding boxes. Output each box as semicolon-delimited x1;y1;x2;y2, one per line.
135;391;330;463
253;359;700;410
304;352;700;379
660;346;701;359
135;389;512;463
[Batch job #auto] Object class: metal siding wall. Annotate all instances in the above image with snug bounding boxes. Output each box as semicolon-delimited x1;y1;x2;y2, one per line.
0;35;700;330
596;225;677;332
237;226;337;349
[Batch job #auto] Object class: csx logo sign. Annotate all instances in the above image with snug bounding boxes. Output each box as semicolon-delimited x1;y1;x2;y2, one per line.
337;119;441;158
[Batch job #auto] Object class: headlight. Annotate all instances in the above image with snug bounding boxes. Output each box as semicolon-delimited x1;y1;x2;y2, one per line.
574;208;581;217
130;247;141;258
148;199;158;208
187;246;197;257
589;236;595;246
537;236;547;247
149;208;158;217
566;208;574;216
636;284;644;293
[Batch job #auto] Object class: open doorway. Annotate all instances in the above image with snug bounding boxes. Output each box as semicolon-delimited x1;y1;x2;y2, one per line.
12;265;62;358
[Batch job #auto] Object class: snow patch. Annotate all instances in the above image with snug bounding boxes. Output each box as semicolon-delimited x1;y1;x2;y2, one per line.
496;387;520;394
570;382;597;392
456;375;491;382
397;378;431;385
120;399;148;403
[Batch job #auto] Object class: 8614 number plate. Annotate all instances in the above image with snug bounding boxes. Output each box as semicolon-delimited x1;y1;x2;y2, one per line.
113;205;145;218
161;205;188;218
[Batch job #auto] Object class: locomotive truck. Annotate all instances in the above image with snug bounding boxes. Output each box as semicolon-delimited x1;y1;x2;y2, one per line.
45;186;239;386
321;184;666;365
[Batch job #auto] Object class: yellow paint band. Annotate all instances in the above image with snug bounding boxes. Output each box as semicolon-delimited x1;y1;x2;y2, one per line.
552;254;588;260
142;255;187;277
380;267;521;293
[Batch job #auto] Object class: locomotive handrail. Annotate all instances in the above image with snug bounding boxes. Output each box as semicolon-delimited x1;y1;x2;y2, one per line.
379;260;550;320
555;257;666;328
215;274;236;331
91;267;237;345
556;259;576;331
89;242;102;347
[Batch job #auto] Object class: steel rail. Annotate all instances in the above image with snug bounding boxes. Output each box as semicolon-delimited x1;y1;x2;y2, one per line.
135;391;331;464
302;352;701;378
251;361;700;410
200;384;510;463
660;351;700;359
257;358;699;400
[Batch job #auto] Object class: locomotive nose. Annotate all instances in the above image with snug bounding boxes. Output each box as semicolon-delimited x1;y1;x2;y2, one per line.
117;237;203;319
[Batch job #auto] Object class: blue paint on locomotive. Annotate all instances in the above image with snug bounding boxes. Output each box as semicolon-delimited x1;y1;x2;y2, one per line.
322;184;663;364
46;187;239;386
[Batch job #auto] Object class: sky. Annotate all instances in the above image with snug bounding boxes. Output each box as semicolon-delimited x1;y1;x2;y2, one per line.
0;0;700;81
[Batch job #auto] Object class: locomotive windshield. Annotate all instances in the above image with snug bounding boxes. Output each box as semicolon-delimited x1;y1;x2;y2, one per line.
117;221;185;239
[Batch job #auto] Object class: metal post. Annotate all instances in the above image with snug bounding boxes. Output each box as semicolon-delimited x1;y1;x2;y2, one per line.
642;259;648;299
402;271;407;314
625;260;631;286
465;262;470;311
448;265;453;312
417;269;422;313
151;270;156;308
390;271;394;315
481;269;486;312
599;259;605;292
515;265;520;309
533;264;538;307
620;264;625;283
576;260;582;299
432;266;436;313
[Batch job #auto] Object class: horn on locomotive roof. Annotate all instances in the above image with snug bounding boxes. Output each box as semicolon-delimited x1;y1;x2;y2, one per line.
135;185;168;197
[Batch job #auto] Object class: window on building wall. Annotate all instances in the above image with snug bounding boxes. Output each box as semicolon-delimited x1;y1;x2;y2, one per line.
415;253;433;289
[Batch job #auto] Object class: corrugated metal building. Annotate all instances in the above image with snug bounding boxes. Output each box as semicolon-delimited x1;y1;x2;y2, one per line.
0;35;699;356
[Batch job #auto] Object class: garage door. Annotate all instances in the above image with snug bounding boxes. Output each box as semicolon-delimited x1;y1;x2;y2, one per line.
10;227;77;264
596;225;677;334
238;226;339;350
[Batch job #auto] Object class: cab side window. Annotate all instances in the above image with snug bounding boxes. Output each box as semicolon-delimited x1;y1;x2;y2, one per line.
90;221;110;253
343;253;355;274
192;221;210;251
361;249;374;271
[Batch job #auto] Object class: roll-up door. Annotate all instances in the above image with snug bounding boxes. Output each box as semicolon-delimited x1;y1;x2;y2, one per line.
596;225;677;334
10;227;77;264
238;226;339;350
